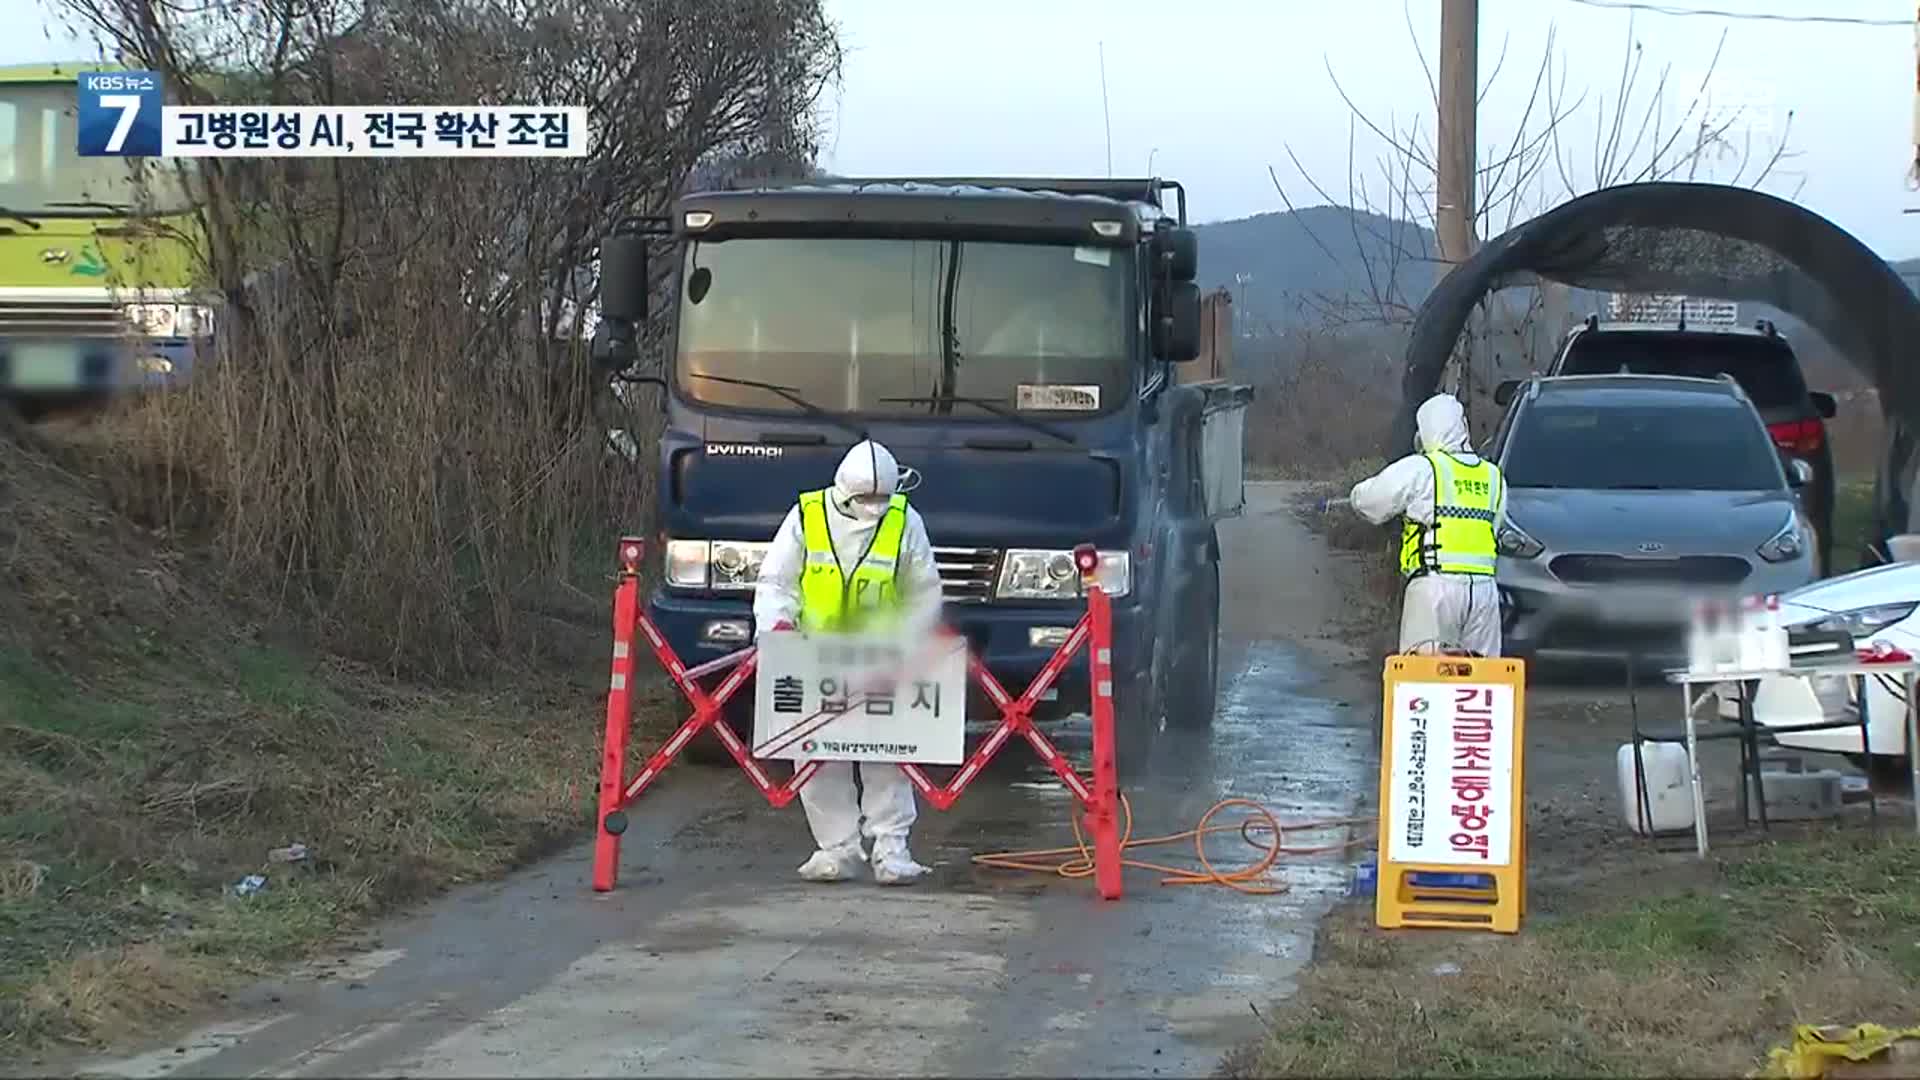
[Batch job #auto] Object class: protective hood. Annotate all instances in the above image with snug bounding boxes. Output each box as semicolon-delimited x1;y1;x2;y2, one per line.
832;439;900;521
1415;394;1471;454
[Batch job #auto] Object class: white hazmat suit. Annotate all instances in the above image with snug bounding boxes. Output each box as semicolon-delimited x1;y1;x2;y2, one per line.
1349;394;1505;657
753;440;945;884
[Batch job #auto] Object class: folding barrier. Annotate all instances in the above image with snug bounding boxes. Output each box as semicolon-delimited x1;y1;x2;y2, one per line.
592;538;1124;899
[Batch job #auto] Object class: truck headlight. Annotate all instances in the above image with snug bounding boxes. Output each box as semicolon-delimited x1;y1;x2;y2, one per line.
665;539;710;588
709;540;770;590
663;539;770;591
995;549;1130;600
124;303;215;339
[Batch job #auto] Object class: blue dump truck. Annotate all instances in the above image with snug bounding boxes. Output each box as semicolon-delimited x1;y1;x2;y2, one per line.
593;177;1250;764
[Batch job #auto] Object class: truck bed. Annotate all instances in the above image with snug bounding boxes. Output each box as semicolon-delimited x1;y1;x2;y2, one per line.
1196;381;1253;521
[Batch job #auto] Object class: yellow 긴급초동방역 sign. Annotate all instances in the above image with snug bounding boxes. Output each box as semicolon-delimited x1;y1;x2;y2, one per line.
1376;653;1527;934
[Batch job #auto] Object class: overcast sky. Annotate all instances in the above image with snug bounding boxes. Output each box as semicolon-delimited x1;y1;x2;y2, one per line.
8;0;1916;256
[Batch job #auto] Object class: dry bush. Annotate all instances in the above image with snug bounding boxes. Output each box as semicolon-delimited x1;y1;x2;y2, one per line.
1243;327;1403;479
52;0;841;676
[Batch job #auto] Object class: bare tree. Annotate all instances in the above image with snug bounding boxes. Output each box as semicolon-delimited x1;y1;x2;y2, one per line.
1267;9;1801;347
52;0;842;674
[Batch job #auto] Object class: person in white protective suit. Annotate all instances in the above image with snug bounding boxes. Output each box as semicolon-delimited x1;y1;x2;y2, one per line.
753;439;946;885
1348;393;1507;657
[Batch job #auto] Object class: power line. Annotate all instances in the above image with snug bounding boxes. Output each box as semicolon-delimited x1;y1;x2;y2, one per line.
1561;0;1909;26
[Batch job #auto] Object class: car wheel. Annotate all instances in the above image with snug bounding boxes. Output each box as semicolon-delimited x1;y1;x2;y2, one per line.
1846;752;1913;791
1164;556;1221;731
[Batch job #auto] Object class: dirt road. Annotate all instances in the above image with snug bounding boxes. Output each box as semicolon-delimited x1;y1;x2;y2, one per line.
75;482;1372;1079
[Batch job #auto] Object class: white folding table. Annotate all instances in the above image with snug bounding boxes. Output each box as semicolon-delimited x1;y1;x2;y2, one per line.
1661;658;1920;857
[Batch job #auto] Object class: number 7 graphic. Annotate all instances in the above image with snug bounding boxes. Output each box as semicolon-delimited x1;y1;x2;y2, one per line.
100;94;142;153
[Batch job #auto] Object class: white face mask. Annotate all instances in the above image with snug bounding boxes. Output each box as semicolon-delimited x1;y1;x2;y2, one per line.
834;490;890;522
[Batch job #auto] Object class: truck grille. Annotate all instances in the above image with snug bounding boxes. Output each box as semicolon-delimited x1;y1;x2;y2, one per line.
1550;553;1752;586
934;547;999;604
0;299;127;338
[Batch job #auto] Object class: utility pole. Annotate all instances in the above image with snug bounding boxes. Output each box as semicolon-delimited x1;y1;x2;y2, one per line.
1436;0;1478;272
1436;0;1479;401
1910;0;1920;192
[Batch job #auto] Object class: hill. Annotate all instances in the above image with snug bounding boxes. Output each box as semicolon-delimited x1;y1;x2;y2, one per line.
1193;206;1441;328
1194;205;1911;389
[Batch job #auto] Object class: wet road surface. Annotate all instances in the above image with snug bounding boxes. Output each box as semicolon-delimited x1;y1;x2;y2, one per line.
78;482;1372;1079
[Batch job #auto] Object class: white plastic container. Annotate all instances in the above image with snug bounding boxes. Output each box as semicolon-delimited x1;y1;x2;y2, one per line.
1709;599;1740;673
1617;742;1698;835
1686;599;1713;675
1764;595;1791;671
1737;596;1771;672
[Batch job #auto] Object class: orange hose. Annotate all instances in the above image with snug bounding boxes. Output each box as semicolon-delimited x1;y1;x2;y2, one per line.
971;793;1378;895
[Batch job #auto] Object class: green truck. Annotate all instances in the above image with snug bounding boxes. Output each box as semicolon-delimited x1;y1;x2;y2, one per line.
0;61;209;417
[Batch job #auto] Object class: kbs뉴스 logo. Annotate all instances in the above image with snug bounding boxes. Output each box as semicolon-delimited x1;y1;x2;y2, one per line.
77;70;164;157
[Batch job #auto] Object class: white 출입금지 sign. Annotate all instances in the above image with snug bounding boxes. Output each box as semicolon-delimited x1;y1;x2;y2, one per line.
750;631;968;764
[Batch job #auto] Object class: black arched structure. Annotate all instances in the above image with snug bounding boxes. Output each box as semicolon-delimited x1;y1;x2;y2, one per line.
1393;181;1920;454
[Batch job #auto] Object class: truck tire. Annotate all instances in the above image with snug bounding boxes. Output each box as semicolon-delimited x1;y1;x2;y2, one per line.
1164;555;1221;730
1112;670;1161;779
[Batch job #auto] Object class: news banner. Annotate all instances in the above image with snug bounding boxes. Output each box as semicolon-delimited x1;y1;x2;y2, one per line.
76;71;588;158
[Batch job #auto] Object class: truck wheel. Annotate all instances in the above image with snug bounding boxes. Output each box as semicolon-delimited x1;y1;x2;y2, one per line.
1111;669;1161;780
1164;555;1221;731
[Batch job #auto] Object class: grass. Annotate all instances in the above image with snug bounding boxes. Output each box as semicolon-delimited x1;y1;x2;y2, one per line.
0;635;684;1053
0;415;706;1054
1221;471;1918;1078
1224;834;1920;1078
1830;475;1877;574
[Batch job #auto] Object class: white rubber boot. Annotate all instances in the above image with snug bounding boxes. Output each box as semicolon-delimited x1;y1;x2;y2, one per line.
870;837;931;886
797;844;865;882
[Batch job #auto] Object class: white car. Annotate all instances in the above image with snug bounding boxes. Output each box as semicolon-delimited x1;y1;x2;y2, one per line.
1718;560;1920;774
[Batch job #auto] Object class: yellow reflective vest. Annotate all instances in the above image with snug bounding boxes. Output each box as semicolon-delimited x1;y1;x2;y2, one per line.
1398;452;1502;578
797;489;910;633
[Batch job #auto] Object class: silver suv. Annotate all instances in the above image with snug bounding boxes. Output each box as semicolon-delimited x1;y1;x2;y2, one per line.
1488;373;1819;663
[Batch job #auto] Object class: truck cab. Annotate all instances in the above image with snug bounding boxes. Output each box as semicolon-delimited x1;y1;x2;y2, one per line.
0;61;211;417
593;177;1250;762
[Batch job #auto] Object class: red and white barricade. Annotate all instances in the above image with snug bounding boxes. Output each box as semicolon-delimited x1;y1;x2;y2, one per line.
592;537;1124;899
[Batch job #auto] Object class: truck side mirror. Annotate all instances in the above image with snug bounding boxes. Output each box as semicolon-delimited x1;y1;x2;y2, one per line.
1494;380;1520;407
1809;390;1837;419
599;231;650;323
593;231;651;372
1152;227;1197;283
1154;281;1202;363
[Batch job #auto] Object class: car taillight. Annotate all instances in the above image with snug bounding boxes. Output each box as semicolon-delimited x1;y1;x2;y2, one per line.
1768;418;1824;454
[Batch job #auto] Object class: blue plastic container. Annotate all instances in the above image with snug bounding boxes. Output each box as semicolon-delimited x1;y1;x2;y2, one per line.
1349;860;1378;897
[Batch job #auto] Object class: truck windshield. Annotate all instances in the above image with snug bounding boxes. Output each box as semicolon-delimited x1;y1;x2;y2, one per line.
675;236;1134;417
0;81;195;215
